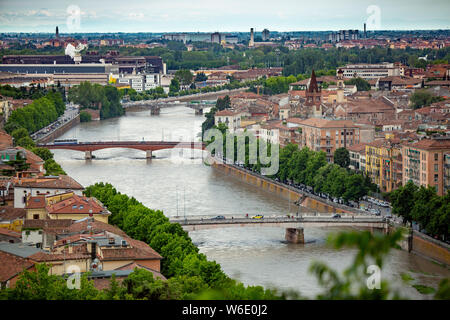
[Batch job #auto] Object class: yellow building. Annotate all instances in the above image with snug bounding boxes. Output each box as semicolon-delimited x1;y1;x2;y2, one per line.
366;140;383;188
366;138;403;193
25;192;110;224
0;207;26;232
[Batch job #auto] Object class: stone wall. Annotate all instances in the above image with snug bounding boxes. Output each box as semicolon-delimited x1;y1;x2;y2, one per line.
412;230;450;267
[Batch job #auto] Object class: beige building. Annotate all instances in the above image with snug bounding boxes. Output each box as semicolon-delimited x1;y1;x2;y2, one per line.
402;136;450;196
287;118;360;162
214;109;242;133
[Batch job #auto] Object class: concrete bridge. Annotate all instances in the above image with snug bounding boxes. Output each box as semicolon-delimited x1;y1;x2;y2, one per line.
37;141;206;159
122;100;215;115
170;214;388;243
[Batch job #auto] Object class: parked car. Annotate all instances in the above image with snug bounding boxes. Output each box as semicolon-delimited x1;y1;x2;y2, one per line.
252;215;264;219
332;214;341;218
211;215;226;220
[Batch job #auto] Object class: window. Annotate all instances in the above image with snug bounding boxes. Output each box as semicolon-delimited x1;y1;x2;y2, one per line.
434;174;438;182
435;153;439;161
33;214;39;220
435;164;439;172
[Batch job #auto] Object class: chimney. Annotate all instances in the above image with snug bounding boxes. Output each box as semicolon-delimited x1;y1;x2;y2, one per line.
249;28;254;47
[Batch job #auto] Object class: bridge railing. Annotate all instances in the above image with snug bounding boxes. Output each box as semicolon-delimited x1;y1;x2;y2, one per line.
169;216;386;225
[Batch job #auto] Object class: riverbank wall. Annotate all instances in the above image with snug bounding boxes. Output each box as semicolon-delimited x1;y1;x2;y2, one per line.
212;162;352;214
412;230;450;267
36;114;80;144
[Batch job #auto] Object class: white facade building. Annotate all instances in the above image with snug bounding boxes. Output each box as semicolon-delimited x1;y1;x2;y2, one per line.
338;63;401;80
214;110;242;133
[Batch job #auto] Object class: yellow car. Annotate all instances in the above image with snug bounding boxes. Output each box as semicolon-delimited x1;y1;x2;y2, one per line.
251;215;264;219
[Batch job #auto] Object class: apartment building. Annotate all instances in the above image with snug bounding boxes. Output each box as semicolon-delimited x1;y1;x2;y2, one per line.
287;118;360;163
365;138;403;193
402;136;450;196
348;143;366;172
214;110;241;133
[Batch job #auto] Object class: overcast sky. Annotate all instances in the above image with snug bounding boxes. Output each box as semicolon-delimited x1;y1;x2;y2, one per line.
0;0;449;33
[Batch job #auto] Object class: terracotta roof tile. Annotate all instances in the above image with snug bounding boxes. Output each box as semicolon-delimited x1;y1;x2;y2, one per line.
0;228;21;239
0;206;26;221
13;175;84;190
0;251;34;282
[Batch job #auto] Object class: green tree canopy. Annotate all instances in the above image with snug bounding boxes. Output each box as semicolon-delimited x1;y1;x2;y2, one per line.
334;147;350;168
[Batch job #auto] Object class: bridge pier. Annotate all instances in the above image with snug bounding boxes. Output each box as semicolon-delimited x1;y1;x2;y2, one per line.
146;150;153;159
285;227;304;244
151;106;160;115
85;150;93;160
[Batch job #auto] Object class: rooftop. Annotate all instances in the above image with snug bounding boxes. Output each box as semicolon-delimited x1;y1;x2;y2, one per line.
408;137;450;150
0;251;34;282
13;175;84;190
46;194;110;216
288;117;357;128
0;206;26;222
0;242;44;258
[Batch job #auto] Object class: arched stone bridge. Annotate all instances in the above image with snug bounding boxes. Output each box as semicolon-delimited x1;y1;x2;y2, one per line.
37;141;206;159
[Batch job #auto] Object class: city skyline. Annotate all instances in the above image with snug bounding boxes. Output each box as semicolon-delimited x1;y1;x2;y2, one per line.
0;0;449;33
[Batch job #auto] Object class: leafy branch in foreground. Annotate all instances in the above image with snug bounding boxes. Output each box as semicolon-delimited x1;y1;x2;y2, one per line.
310;230;405;300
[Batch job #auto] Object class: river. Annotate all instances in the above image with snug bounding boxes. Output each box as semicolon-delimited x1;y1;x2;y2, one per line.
52;106;450;299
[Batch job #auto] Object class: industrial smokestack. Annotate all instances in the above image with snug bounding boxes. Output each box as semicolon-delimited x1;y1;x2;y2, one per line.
364;23;367;38
249;28;254;47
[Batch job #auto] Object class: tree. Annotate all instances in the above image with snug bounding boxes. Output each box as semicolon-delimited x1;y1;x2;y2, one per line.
174;69;194;87
310;229;405;299
390;181;419;224
80;111;92;122
195;72;207;82
215;95;230;111
44;159;66;175
344;77;371;91
169;79;180;93
2;264;99;300
334;147;350;168
410;90;444;109
11;127;29;144
31;147;54;161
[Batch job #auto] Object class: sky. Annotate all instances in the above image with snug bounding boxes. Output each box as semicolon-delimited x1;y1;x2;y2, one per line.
0;0;449;33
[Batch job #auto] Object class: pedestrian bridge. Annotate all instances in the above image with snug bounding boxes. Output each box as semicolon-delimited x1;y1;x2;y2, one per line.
37;141;206;159
169;214;388;232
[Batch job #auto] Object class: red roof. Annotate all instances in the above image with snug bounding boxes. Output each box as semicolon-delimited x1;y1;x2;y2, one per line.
0;228;21;239
409;137;450;150
215;109;238;117
0;251;34;282
46;194;110;216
